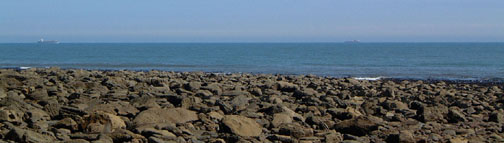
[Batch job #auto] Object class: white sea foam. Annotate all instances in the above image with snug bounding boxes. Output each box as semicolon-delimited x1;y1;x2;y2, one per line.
354;76;384;81
18;67;31;70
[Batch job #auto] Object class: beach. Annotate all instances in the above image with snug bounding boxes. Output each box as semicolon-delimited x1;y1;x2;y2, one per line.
0;68;503;142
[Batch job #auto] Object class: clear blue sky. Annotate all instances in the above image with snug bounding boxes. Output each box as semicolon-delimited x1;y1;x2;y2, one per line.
1;0;503;42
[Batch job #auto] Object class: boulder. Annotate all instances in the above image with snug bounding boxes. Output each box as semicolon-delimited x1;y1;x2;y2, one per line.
54;118;79;131
185;82;201;91
271;113;293;128
222;115;262;137
447;107;466;123
82;111;126;133
230;95;250;111
489;112;504;123
6;127;55;143
201;83;222;95
134;108;198;127
333;116;383;136
277;81;298;92
417;106;448;122
278;123;313;138
0;88;6;99
294;88;319;98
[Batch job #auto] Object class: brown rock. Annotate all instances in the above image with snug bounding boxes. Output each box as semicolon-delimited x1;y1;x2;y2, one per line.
333;116;383;136
448;107;466;123
222;115;262;137
82;111;126;133
449;137;468;143
54;117;79;131
324;131;343;142
134;108;198;127
277;81;298;92
271;113;293;128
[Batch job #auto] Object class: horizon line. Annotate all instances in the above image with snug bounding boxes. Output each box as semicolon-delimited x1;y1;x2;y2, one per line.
1;41;504;44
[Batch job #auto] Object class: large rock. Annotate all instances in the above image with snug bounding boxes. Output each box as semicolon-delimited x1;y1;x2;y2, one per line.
489;112;504;123
294;88;319;98
6;127;55;143
185;81;201;91
333;116;383;136
82;111;126;133
271;113;293;128
277;81;298;92
201;83;222;95
133;108;198;127
222;115;262;137
447;107;466;123
0;88;6;99
417;106;448;122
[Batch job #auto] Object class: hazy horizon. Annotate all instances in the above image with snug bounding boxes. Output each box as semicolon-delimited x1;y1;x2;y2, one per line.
2;0;504;43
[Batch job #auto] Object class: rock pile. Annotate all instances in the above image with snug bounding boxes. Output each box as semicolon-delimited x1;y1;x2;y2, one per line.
0;68;503;142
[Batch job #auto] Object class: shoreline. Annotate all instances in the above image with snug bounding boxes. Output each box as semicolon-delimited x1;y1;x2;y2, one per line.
2;66;503;84
1;68;503;142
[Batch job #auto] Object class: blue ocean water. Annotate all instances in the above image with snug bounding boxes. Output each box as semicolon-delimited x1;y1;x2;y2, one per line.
0;43;503;80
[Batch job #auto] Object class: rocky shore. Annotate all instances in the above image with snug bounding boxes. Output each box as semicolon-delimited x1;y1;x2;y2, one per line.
0;68;503;143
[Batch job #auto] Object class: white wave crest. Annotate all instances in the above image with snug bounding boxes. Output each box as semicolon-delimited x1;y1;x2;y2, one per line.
354;76;384;81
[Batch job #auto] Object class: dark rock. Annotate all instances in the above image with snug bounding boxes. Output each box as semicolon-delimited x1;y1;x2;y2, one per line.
489;112;504;123
277;81;298;92
448;107;466;123
6;127;55;143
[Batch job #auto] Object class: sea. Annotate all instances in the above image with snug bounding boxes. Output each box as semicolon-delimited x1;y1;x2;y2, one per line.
0;43;503;81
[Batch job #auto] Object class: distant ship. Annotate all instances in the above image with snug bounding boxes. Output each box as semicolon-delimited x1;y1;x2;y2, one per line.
344;40;360;43
37;38;59;44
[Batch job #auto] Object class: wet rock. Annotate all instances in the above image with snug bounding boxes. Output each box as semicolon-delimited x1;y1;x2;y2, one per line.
134;108;198;127
222;115;262;137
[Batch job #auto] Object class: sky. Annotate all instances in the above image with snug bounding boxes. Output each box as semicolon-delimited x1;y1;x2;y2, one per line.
1;0;503;43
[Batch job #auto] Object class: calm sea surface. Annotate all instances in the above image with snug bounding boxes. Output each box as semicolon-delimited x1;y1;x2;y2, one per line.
0;43;503;80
